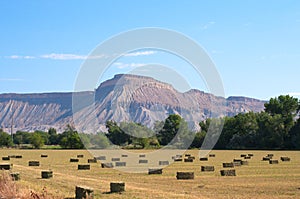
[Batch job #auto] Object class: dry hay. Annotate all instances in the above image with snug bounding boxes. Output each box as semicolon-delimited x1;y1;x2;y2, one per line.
70;158;79;162
110;182;125;193
262;156;271;161
96;156;106;160
75;185;94;199
201;166;215;172
220;169;236;176
241;161;249;165
159;161;169;166
87;158;97;163
101;163;113;168
176;172;194;180
2;157;10;161
222;162;234;168
148;168;163;175
184;158;193;163
41;170;53;179
77;164;90;170
28;161;40;167
139;159;148;164
200;157;208;161
280;157;291;162
115;162;126;167
0;163;12;170
269;160;279;164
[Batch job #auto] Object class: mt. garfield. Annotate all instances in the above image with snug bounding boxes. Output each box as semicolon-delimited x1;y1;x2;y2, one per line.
0;74;265;132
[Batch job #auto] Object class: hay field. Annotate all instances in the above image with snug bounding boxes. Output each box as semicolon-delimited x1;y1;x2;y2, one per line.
0;149;299;199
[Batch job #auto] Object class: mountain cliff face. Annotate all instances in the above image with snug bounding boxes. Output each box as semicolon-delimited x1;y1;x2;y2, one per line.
0;74;266;133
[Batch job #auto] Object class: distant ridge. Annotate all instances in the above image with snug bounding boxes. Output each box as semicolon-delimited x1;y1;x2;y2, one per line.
0;74;266;133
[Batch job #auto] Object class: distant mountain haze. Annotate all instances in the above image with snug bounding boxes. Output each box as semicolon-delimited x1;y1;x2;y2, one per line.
0;74;265;133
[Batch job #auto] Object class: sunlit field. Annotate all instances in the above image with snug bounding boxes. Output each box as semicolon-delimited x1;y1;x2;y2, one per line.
0;149;299;199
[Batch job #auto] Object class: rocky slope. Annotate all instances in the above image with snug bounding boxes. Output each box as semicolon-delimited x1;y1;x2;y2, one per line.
0;74;266;133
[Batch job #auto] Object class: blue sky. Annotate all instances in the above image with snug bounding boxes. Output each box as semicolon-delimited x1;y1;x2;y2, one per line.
0;0;299;100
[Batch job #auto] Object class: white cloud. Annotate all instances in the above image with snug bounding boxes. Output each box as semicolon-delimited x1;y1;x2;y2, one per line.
40;53;88;60
201;21;216;30
0;78;24;81
124;50;156;57
287;92;300;97
6;55;23;59
113;62;147;69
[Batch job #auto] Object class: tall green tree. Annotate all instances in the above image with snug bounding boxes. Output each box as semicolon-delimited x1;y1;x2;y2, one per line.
106;121;131;146
158;114;192;148
0;130;13;147
30;132;44;149
59;125;84;149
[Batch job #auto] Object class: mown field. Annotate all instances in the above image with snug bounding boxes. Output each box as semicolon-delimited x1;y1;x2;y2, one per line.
0;149;299;199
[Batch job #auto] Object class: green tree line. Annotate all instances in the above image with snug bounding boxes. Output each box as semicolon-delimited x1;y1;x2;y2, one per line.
0;95;299;150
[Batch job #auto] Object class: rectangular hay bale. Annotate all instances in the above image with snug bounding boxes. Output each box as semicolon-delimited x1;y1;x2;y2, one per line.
220;169;236;176
28;161;40;166
201;166;215;172
78;164;90;170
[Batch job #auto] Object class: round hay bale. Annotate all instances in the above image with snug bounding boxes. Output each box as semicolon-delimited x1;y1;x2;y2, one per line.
148;168;163;175
75;186;94;199
240;154;247;157
176;172;194;180
244;156;251;159
110;182;125;193
111;158;120;162
121;154;128;158
248;154;254;157
41;154;48;158
77;155;84;158
15;155;22;159
209;154;215;157
220;169;236;176
139;154;146;158
41;170;53;179
201;166;215;172
267;154;274;157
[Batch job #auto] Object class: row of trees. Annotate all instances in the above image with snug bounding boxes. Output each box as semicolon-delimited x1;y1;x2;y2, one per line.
0;95;299;150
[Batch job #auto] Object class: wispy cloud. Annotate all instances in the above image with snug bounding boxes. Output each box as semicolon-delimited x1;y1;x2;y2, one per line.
3;50;156;60
124;50;157;57
40;53;88;60
287;92;300;97
113;62;147;69
0;78;24;82
201;21;216;30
